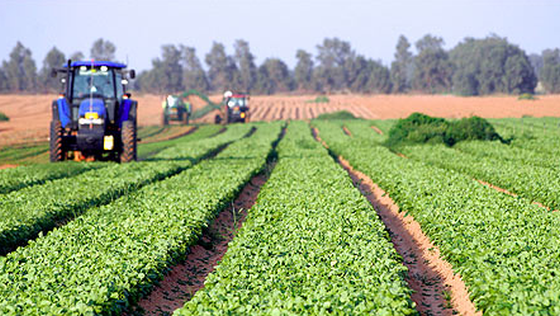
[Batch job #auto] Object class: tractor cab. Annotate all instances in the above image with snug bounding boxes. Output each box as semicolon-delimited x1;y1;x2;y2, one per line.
50;60;137;162
223;91;250;123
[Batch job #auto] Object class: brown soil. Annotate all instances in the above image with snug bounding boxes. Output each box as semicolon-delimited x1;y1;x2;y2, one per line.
312;127;479;316
338;157;480;316
134;169;272;315
3;94;560;147
245;94;560;122
0;164;18;169
476;179;556;212
371;125;384;135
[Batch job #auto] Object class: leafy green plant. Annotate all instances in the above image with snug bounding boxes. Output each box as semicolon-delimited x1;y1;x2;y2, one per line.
306;95;330;103
0;122;283;315
0;124;251;254
177;122;416;315
315;110;357;120
518;93;537;100
385;113;504;147
0;112;8;122
319;119;560;314
0;162;105;194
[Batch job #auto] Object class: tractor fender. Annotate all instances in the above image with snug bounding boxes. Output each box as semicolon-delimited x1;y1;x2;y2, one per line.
53;98;72;128
118;99;138;127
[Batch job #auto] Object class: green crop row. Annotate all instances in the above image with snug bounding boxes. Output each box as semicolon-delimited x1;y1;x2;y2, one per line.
0;122;283;315
0;162;106;194
138;124;223;159
0;124;250;255
318;120;560;314
177;121;415;315
400;142;560;210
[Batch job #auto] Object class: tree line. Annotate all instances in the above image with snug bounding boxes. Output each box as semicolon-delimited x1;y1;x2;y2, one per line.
1;35;560;95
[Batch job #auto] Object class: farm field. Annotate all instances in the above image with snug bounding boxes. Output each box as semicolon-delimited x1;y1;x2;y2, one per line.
2;94;560;147
2;114;560;314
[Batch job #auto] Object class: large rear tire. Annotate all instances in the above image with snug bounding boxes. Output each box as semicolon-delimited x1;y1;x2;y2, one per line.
49;121;64;162
120;121;137;163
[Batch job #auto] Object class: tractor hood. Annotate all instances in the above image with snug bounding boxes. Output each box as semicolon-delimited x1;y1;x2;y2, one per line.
79;99;106;118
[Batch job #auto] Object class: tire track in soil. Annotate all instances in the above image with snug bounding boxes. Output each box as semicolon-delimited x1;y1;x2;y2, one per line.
312;127;480;316
295;107;300;120
132;127;284;316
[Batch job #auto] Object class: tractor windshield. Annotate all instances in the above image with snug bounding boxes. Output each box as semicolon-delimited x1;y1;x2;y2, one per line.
227;97;246;107
72;67;116;99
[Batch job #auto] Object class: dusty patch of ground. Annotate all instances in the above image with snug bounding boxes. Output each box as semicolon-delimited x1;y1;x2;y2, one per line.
134;169;271;315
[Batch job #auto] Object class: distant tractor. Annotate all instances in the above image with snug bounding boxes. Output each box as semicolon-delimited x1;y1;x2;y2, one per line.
162;95;191;125
50;60;137;163
223;91;250;124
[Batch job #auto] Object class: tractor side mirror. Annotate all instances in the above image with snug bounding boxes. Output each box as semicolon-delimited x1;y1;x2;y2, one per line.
129;69;136;79
50;69;58;78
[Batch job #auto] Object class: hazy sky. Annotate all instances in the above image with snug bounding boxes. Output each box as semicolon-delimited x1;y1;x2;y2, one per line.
0;0;558;71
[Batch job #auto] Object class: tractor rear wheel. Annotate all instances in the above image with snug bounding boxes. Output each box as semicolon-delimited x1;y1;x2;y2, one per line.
120;121;137;163
49;121;64;162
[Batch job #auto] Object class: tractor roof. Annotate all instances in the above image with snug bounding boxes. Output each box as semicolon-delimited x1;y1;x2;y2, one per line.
64;61;127;69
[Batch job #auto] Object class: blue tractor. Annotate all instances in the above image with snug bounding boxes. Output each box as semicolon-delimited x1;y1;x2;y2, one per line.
50;60;137;162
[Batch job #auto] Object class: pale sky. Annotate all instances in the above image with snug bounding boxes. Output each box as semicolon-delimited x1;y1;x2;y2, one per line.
0;0;558;71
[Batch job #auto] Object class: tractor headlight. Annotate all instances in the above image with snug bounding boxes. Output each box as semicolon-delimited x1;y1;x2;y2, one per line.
103;135;114;150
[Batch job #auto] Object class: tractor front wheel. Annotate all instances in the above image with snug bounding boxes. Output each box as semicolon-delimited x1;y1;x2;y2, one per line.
120;121;137;163
49;121;64;162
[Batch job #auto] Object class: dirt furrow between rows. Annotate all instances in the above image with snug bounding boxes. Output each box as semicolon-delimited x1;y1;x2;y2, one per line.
134;167;273;315
475;179;557;212
311;127;480;316
371;125;384;135
342;126;352;137
132;126;285;315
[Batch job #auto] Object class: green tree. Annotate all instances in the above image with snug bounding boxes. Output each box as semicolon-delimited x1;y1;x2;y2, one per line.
541;49;560;93
234;39;257;92
314;37;355;92
70;51;85;61
347;56;391;93
390;35;413;93
3;42;38;92
205;42;239;92
413;35;452;93
529;53;544;78
39;46;65;93
181;46;209;92
254;58;294;94
0;67;8;92
90;38;116;61
450;36;536;95
158;44;184;93
294;49;314;91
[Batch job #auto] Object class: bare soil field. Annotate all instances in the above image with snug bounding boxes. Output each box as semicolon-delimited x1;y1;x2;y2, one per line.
249;94;560;121
1;94;559;146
